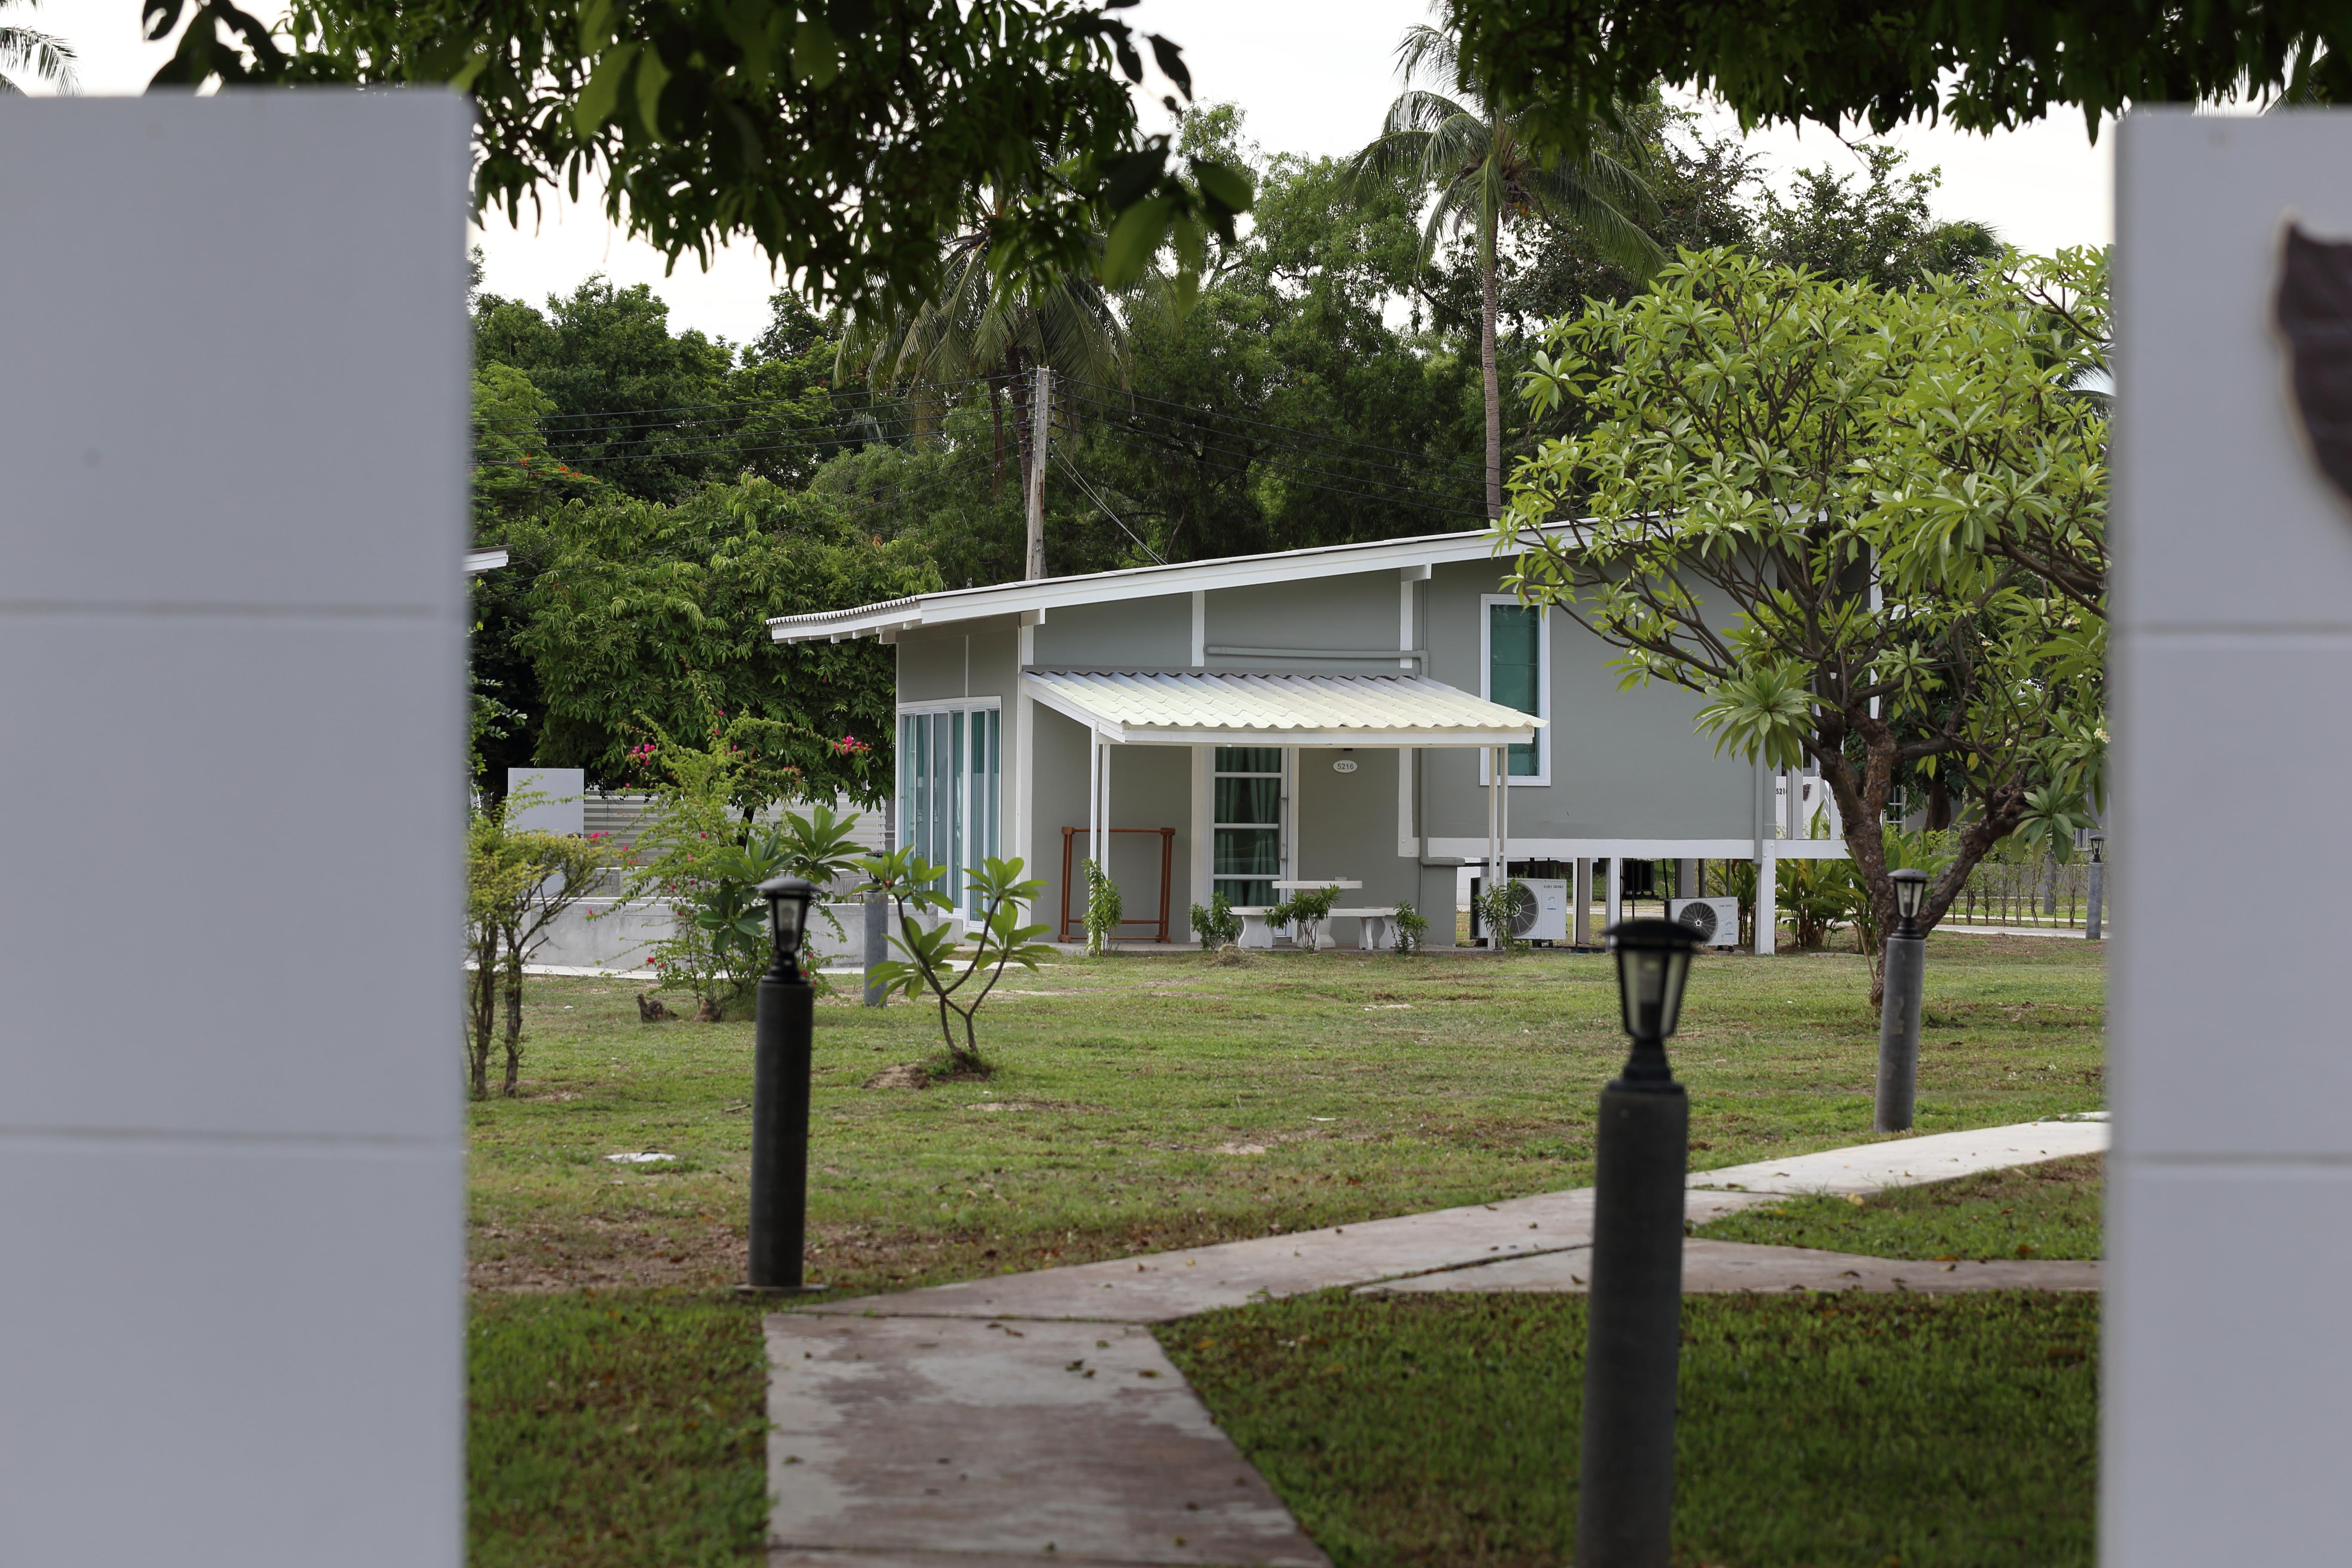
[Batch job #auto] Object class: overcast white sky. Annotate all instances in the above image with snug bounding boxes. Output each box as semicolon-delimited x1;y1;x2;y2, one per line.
31;0;2117;346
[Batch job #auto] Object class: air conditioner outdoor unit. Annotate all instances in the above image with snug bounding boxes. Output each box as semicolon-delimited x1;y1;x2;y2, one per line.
1509;877;1571;944
1668;896;1741;949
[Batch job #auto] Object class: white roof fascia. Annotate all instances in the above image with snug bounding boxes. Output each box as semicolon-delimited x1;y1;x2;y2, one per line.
1108;725;1537;748
769;523;1584;643
464;547;510;574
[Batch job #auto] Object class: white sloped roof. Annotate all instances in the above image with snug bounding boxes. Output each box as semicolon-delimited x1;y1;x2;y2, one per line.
1023;671;1544;747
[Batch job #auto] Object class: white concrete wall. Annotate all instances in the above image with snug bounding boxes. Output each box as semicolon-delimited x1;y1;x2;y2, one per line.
0;95;471;1565
2110;110;2352;1563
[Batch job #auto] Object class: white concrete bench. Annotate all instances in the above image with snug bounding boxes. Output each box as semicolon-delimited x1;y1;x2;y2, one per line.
1231;905;1402;951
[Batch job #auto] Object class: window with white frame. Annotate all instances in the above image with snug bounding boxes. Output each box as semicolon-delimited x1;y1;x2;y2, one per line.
1211;746;1283;909
897;703;1001;918
1481;596;1549;783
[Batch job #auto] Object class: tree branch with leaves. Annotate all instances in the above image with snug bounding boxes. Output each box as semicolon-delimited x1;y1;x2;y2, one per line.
1502;247;2105;1000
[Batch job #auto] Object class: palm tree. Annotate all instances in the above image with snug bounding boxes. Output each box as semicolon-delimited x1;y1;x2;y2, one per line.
1;0;77;93
1352;24;1662;519
839;178;1127;511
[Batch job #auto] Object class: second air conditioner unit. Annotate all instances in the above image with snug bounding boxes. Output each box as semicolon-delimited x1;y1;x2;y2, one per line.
1668;896;1741;949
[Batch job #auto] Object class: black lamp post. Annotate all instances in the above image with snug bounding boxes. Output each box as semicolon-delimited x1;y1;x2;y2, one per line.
1579;917;1700;1568
2084;831;2105;941
1873;869;1930;1134
748;875;819;1292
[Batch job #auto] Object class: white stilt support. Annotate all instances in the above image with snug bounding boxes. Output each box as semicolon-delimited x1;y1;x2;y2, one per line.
1573;858;1592;946
1755;844;1778;956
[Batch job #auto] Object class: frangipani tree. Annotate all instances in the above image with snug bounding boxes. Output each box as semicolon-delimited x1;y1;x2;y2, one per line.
1351;23;1663;518
1501;247;2106;996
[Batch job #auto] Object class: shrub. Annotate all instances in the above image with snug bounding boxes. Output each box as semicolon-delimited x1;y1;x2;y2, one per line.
1081;858;1124;957
1475;877;1528;952
1271;885;1340;950
1189;892;1242;950
1391;900;1430;953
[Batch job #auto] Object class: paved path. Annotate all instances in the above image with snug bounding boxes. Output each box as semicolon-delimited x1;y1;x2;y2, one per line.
767;1118;2107;1565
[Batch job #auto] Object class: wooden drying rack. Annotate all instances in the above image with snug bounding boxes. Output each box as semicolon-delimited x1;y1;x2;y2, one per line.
1058;825;1176;943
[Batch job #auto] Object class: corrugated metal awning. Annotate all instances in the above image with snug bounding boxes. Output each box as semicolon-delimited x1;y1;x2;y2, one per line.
1023;671;1544;747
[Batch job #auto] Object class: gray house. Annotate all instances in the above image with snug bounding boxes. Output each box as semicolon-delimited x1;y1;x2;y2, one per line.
770;527;1843;952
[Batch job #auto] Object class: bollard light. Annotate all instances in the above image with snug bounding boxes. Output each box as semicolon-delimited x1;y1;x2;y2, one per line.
1608;917;1699;1076
760;875;816;979
1579;917;1702;1568
748;874;820;1293
1874;870;1930;1134
1890;868;1928;937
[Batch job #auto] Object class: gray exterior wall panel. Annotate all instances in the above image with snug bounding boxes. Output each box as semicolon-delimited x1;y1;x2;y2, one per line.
1038;594;1191;668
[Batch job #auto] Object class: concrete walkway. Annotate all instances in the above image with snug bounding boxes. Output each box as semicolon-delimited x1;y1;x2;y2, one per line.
767;1118;2107;1565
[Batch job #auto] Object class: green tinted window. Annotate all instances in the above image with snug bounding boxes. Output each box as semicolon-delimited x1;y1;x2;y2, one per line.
1490;603;1542;777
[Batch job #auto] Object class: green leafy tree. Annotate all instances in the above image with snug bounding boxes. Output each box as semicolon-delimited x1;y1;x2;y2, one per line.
1755;147;2000;293
838;168;1137;516
859;850;1055;1075
1;0;76;91
1439;0;2352;144
473;279;739;501
1351;24;1663;519
1503;247;2106;1001
145;0;1248;316
513;476;930;795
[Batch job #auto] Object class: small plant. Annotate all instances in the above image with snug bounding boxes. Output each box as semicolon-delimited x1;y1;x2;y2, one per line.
858;849;1055;1075
1271;885;1340;951
466;793;611;1098
1391;899;1430;953
1081;858;1124;956
1189;892;1242;950
1476;877;1528;952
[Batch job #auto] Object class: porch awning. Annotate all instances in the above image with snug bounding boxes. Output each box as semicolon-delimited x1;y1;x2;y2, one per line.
1023;670;1544;747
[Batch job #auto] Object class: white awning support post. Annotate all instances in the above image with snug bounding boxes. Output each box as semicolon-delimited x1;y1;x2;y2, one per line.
1085;729;1102;895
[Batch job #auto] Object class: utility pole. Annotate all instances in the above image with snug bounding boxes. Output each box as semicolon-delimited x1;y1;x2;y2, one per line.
1026;364;1051;580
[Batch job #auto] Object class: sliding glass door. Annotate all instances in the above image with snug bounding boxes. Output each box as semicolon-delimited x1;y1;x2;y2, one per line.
898;704;1001;919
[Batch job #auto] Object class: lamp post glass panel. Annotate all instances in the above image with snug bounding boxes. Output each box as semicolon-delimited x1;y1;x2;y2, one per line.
750;876;818;1291
1579;918;1700;1568
1875;869;1930;1133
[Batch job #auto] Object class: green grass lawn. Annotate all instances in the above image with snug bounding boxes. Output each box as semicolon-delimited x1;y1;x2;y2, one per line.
469;1292;768;1568
1161;1291;2100;1568
468;935;2104;1567
470;933;2104;1296
1697;1152;2104;1262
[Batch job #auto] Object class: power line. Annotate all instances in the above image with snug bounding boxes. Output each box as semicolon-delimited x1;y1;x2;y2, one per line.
1069;377;1482;469
1073;421;1485;522
1060;385;1484;503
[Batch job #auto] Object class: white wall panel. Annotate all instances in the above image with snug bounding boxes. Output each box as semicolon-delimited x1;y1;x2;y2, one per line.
2111;109;2352;1564
0;92;469;1567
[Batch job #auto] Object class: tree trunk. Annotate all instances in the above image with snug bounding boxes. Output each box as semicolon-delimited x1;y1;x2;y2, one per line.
1480;221;1503;522
467;931;497;1099
500;932;525;1097
1925;773;1953;831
